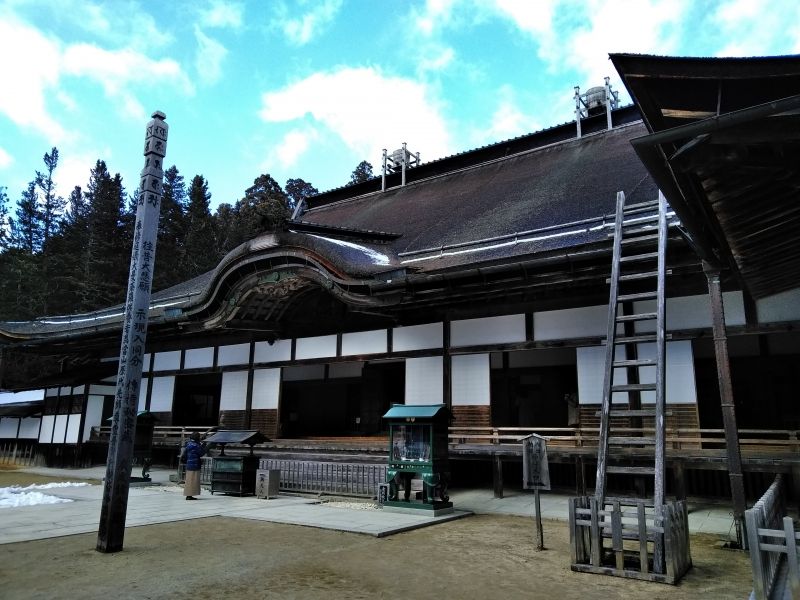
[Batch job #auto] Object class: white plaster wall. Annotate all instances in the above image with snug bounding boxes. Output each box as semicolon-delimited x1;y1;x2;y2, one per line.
451;354;490;406
218;343;251;367
19;418;41;439
405;357;443;405
0;389;44;404
451;314;526;347
65;414;81;444
341;330;387;356
220;371;249;411
757;287;800;323
150;376;175;412
634;292;746;333
635;341;698;404
393;323;443;351
534;305;609;341
153;351;181;371
576;346;629;405
52;414;68;444
185;347;214;369
254;339;292;363
296;335;337;359
138;380;148;412
83;395;104;442
0;418;19;438
252;369;281;410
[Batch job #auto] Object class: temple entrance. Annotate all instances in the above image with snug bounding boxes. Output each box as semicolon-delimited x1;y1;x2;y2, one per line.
490;349;578;427
280;361;404;438
172;373;221;427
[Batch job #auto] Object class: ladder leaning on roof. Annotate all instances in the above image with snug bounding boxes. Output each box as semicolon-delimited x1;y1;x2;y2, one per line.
596;190;669;565
595;191;668;505
568;191;690;583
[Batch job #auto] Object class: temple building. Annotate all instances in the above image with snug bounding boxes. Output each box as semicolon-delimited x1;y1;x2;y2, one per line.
1;54;799;500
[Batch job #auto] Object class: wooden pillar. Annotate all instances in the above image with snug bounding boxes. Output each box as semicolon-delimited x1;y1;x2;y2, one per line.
704;263;747;546
673;460;687;502
245;341;255;430
443;318;452;410
493;453;504;498
575;455;587;496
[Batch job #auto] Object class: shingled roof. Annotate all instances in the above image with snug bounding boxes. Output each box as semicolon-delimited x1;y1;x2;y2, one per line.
297;119;657;272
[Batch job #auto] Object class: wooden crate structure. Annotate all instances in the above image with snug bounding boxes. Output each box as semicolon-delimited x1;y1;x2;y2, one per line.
569;496;691;584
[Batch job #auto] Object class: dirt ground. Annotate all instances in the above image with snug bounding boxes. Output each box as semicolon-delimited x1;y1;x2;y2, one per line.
0;465;101;487
0;468;753;600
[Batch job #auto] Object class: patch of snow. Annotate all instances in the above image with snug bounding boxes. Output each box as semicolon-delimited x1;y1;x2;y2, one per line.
308;234;391;265
0;482;90;508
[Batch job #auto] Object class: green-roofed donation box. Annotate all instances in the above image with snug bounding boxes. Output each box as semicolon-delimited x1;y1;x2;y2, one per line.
381;404;453;514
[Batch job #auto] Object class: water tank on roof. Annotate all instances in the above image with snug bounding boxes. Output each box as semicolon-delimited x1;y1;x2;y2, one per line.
585;86;608;115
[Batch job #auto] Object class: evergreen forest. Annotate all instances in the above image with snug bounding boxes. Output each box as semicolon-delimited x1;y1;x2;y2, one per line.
0;147;372;321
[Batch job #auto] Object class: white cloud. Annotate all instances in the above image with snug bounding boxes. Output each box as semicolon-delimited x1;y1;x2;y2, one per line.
491;0;686;89
482;86;542;142
0;17;66;141
54;150;111;198
418;47;456;72
265;128;319;170
259;67;452;165
200;0;244;29
414;0;458;36
711;0;800;57
275;0;343;46
195;27;228;85
0;147;13;169
61;43;194;120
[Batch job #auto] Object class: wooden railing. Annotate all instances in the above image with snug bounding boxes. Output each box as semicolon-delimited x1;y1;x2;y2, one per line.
87;424;800;455
448;426;800;453
91;425;218;447
746;475;800;600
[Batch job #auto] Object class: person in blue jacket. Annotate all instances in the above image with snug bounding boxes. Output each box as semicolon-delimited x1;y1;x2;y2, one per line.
183;432;207;500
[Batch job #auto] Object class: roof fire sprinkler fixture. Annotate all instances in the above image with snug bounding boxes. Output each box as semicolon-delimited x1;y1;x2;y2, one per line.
382;142;420;191
574;77;620;138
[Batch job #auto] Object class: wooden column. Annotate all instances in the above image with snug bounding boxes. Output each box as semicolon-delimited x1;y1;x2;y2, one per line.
704;263;746;546
97;111;168;554
493;453;504;498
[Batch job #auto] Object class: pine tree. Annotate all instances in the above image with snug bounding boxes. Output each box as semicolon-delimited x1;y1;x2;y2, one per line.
12;181;42;253
215;174;290;255
285;178;318;212
36;147;65;249
184;175;217;277
46;186;89;314
153;165;187;291
82;161;127;310
0;186;9;251
349;160;374;185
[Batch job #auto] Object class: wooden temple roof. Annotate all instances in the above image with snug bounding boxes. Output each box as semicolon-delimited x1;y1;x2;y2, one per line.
611;53;800;298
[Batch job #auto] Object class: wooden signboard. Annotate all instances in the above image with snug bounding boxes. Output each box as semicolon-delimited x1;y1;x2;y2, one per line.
523;434;551;491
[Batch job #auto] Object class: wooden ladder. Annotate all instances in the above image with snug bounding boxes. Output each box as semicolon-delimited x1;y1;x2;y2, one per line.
594;191;668;557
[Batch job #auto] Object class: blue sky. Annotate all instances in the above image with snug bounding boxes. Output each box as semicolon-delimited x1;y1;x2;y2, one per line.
1;0;799;211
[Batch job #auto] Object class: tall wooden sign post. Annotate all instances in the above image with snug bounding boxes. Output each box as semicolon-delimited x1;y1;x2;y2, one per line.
523;434;551;551
97;111;168;553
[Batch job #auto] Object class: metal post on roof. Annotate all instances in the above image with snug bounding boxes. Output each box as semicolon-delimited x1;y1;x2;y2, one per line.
605;77;613;131
97;111;168;553
574;86;582;138
401;141;407;186
381;148;387;192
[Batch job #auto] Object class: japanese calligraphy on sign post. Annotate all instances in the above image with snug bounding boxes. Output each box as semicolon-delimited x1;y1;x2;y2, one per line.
97;111;168;554
523;434;551;491
522;433;550;551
